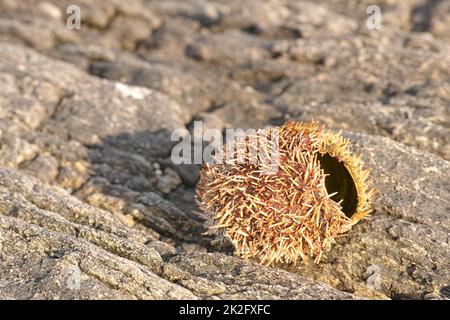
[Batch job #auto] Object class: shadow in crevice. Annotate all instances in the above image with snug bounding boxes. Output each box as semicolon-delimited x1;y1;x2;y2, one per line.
83;128;232;253
411;0;441;32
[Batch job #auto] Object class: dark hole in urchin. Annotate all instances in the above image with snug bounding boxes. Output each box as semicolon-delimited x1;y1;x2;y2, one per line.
317;153;359;218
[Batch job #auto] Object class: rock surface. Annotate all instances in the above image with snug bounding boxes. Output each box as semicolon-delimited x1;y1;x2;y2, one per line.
0;0;449;300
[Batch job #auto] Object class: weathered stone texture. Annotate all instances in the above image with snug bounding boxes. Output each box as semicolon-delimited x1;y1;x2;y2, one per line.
0;0;449;299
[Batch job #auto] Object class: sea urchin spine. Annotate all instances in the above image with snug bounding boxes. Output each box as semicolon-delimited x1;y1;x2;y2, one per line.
196;121;373;266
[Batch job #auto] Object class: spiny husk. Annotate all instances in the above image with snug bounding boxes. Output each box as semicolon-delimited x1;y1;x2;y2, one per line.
196;121;373;266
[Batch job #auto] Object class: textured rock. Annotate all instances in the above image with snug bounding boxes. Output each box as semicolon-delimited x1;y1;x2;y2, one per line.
0;168;356;299
0;0;449;300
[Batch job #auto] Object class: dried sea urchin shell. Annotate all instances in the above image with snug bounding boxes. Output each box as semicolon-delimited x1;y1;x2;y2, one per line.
196;121;374;266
